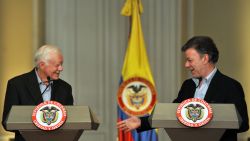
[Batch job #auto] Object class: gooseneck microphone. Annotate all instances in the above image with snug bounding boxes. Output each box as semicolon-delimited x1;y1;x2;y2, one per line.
41;77;52;95
196;77;203;88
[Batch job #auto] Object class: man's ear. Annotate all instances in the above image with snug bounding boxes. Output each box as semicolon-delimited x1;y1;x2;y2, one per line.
38;61;46;69
202;54;209;64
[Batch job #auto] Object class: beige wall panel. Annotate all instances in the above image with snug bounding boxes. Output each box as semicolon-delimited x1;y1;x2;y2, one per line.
192;0;250;140
0;0;34;140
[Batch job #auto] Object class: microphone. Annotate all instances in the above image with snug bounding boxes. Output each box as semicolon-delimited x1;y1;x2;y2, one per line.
46;76;51;82
196;77;202;88
41;77;52;95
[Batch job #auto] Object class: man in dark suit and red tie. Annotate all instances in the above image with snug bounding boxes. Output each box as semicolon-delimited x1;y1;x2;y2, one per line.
2;45;74;141
117;36;249;141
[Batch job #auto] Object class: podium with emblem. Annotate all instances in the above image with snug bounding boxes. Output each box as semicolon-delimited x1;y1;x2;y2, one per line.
150;101;240;141
5;103;99;141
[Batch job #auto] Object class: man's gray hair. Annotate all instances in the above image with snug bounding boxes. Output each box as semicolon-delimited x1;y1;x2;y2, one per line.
34;45;62;66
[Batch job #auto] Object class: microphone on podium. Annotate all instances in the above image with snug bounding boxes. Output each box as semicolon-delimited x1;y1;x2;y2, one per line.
196;77;203;88
41;77;52;95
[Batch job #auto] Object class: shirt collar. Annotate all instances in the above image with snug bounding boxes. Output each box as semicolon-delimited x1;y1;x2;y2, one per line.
205;67;217;84
35;69;53;85
192;67;217;86
35;69;43;84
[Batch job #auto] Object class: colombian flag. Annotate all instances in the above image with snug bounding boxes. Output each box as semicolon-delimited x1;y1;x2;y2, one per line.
117;0;158;141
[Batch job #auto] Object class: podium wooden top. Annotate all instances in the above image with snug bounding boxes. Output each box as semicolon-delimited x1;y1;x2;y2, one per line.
150;103;240;129
6;106;99;130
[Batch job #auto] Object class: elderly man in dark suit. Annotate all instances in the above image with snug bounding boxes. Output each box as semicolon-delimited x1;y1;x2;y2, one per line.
2;45;74;141
117;36;249;141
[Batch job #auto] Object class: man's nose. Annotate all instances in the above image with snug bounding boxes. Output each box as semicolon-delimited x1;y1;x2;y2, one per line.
58;65;63;71
184;61;190;68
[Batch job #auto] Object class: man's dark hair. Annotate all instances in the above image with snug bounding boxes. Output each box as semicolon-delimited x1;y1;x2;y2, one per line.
181;36;219;64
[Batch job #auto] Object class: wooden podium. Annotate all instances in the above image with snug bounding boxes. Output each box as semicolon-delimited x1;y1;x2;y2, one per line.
150;103;240;141
6;106;99;141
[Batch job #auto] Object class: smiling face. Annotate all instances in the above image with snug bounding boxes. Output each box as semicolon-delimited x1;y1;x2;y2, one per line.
184;48;209;78
38;52;63;81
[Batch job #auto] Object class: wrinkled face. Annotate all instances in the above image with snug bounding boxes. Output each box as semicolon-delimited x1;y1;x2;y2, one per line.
184;48;207;78
40;53;64;80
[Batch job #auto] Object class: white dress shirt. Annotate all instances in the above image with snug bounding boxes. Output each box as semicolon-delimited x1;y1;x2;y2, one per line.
193;67;217;99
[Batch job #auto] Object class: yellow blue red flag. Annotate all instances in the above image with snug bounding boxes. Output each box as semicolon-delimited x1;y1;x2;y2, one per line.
117;0;158;141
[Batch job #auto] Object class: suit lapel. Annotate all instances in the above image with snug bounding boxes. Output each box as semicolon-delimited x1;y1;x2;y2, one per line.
51;80;58;101
189;82;196;98
204;70;222;102
26;69;43;104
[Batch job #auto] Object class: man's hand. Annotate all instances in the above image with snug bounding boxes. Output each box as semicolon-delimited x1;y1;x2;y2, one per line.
117;116;141;132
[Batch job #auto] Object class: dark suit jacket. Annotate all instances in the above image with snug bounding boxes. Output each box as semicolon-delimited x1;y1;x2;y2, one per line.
138;70;249;141
2;69;74;141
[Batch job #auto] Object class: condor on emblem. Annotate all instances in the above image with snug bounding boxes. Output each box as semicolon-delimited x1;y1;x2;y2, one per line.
117;77;157;116
176;98;213;127
32;101;67;130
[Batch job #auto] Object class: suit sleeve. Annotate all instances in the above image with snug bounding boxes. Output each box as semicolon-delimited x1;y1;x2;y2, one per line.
136;116;154;132
66;85;74;105
2;81;20;131
173;80;189;103
231;82;249;132
173;85;184;103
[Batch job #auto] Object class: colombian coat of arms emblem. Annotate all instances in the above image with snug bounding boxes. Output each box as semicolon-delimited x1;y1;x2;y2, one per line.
176;98;213;127
117;77;157;116
32;101;67;130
